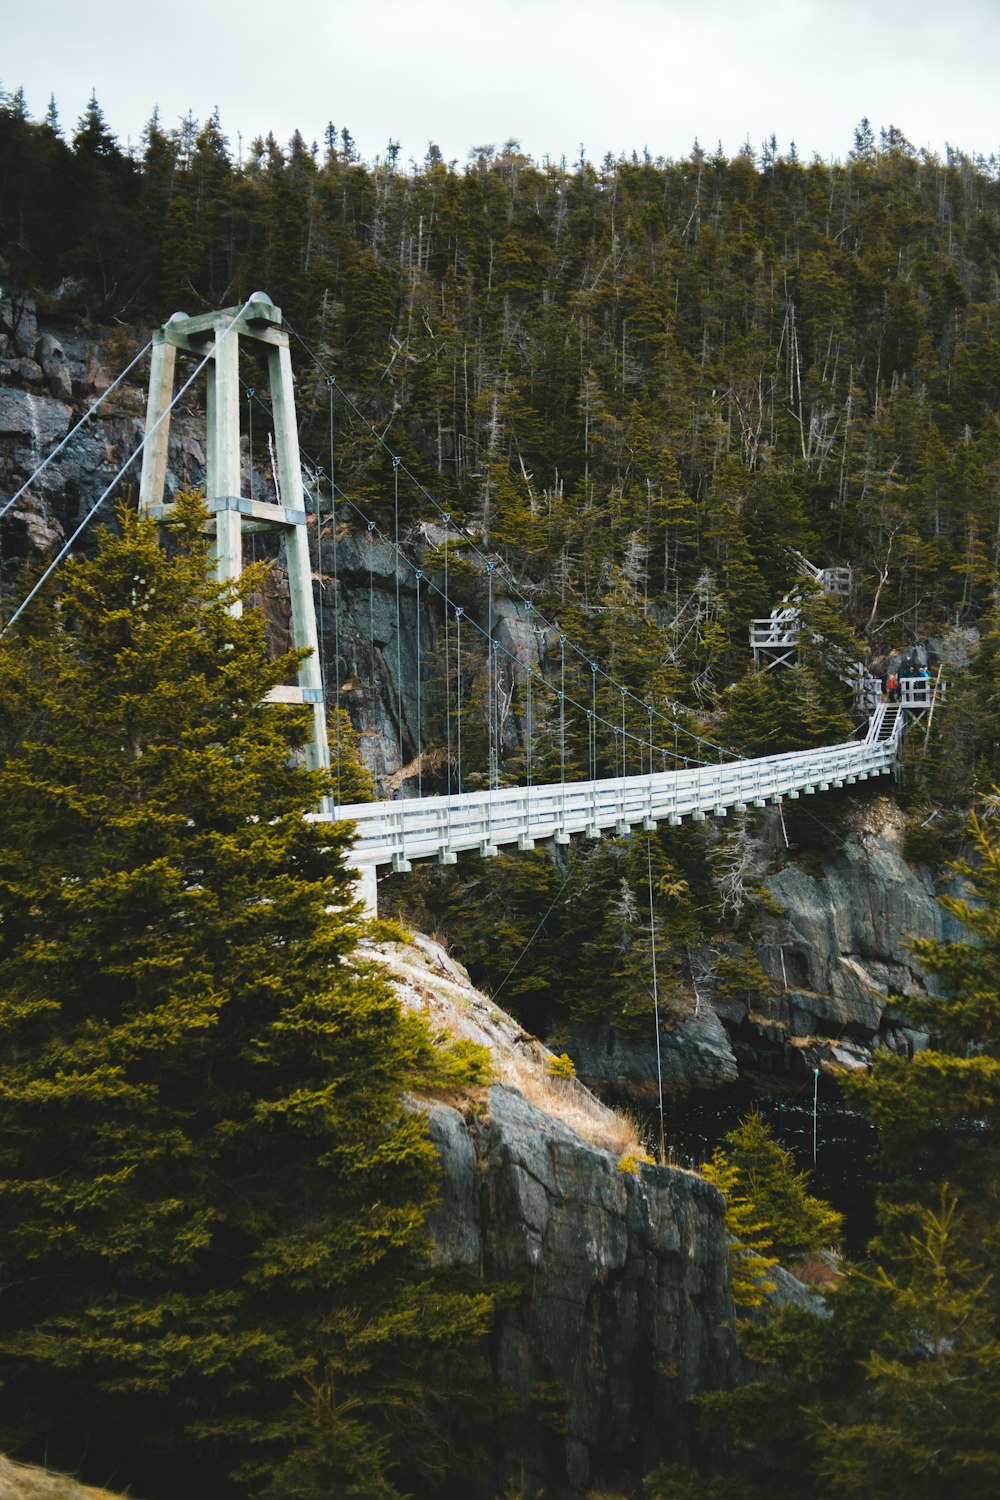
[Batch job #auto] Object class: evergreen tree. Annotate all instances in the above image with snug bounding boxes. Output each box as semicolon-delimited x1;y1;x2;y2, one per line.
702;1111;843;1265
0;498;493;1500
816;1192;1000;1500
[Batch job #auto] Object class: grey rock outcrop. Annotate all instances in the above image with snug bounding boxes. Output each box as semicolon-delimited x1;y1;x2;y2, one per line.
567;1002;739;1103
34;332;73;402
427;1084;738;1497
0;388;72;450
561;798;963;1098
0;289;38;359
744;797;962;1073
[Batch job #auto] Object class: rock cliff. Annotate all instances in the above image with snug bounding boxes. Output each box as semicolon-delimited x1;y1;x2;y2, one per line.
374;935;740;1497
566;795;965;1101
747;796;963;1074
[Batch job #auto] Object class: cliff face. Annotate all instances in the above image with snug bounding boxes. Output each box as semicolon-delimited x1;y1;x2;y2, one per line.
0;288;205;567
330;527;545;795
747;797;964;1074
369;935;739;1497
426;1087;737;1496
569;797;965;1100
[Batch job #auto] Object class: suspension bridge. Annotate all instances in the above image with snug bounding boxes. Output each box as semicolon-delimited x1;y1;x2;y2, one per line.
1;295;942;914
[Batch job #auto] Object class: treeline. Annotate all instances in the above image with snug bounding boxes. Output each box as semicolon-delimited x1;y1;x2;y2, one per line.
3;93;1000;783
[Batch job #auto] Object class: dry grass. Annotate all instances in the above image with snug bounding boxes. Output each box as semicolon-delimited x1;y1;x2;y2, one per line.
499;1053;647;1159
0;1456;127;1500
787;1251;843;1287
369;933;657;1165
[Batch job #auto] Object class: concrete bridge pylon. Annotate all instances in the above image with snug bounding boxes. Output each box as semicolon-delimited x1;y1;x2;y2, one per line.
137;293;331;787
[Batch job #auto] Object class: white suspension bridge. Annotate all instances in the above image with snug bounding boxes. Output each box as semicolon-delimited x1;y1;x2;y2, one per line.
1;296;943;914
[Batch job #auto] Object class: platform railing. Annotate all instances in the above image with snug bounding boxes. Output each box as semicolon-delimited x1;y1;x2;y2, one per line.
898;675;946;709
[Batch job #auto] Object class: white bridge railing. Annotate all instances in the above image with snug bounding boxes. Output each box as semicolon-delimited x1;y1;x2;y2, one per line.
331;714;902;886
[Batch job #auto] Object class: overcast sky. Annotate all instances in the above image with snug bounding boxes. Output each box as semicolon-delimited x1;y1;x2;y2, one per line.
6;0;1000;168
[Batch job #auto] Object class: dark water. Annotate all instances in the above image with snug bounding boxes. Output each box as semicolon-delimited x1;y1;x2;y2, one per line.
655;1078;878;1254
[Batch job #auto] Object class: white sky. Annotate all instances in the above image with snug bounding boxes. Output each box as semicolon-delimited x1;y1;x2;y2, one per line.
5;0;1000;167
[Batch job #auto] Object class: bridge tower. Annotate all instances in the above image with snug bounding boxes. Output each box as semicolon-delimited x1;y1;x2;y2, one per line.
138;293;330;784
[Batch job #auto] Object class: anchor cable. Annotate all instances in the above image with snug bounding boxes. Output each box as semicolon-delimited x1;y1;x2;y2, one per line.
2;303;253;639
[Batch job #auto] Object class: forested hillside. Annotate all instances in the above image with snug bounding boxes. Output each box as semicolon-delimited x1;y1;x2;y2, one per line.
5;89;1000;1499
3;98;1000;695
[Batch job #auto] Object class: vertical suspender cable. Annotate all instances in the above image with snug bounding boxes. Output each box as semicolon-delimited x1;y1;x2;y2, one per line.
621;687;628;779
591;664;598;779
647;834;667;1165
246;387;260;568
366;521;377;792
492;642;501;790
491;643;500;843
487;564;495;788
443;517;452;796
415;569;423;798
526;657;533;787
393;456;403;787
456;607;464;795
329;379;341;809
560;635;566;785
314;467;326;687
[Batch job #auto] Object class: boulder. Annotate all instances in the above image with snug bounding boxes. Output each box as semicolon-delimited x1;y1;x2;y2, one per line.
0;357;44;385
568;1003;739;1102
0;289;38;357
35;332;73;401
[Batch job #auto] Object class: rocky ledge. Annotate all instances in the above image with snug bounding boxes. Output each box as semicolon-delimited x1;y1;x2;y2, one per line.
564;796;965;1100
373;935;740;1498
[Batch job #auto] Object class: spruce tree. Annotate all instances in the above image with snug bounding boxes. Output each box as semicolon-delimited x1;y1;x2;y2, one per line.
702;1111;843;1265
0;498;493;1500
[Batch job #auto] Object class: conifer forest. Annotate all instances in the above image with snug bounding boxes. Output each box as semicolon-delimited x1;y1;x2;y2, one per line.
2;91;1000;1498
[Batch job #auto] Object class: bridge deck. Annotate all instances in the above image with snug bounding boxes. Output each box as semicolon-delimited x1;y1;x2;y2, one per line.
331;714;901;876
